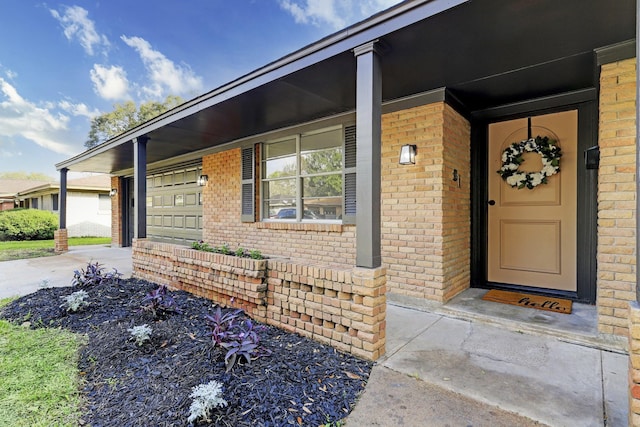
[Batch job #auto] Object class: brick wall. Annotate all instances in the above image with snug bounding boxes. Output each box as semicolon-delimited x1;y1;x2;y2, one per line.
54;228;68;253
110;176;122;247
133;239;177;285
132;239;386;360
201;148;357;266
381;102;471;302
267;260;386;361
598;58;637;337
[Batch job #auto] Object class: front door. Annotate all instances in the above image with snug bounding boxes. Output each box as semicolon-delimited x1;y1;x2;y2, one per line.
487;110;577;292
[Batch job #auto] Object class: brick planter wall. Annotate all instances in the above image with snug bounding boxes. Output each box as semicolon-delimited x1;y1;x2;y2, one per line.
629;302;640;426
173;247;268;321
131;239;386;360
266;260;386;360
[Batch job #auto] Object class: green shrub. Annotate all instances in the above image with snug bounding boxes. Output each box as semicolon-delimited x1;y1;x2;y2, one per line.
0;209;58;241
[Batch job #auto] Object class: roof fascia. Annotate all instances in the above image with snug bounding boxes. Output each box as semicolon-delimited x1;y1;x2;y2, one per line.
595;39;635;66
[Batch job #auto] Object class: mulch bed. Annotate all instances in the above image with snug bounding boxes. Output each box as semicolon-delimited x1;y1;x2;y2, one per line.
0;278;373;426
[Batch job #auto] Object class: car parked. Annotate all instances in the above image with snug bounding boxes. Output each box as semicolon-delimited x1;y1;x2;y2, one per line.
274;208;318;219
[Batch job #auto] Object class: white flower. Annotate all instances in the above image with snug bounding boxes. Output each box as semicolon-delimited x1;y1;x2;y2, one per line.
530;174;543;187
507;174;527;186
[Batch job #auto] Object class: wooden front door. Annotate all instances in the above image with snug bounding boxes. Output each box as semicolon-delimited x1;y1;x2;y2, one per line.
487;110;577;292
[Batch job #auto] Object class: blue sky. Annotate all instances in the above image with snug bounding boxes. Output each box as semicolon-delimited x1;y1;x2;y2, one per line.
0;0;401;178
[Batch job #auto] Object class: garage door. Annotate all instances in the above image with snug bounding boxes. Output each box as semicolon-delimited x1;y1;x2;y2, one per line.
146;164;203;245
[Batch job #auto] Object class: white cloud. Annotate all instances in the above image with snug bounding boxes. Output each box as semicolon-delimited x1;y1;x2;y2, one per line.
0;78;76;155
279;0;402;30
5;69;17;80
90;64;130;101
121;35;203;99
50;5;109;56
0;146;22;159
58;100;101;119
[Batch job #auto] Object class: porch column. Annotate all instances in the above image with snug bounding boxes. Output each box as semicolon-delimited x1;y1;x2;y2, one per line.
353;40;382;268
59;168;67;230
133;136;149;239
54;168;69;253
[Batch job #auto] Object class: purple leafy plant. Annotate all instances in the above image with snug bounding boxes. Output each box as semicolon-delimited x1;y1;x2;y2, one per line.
205;307;270;371
141;285;181;318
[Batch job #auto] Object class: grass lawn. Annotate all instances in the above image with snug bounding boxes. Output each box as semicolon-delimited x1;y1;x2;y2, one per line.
0;297;84;427
0;237;111;262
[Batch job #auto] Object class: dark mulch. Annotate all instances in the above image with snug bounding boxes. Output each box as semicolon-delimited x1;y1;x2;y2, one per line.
0;279;373;426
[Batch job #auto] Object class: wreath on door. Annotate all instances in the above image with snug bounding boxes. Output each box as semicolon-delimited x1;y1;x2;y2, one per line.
497;136;562;189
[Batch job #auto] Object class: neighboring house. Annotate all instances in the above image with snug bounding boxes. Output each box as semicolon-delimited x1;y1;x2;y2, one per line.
0;179;54;211
16;175;111;238
52;0;640;418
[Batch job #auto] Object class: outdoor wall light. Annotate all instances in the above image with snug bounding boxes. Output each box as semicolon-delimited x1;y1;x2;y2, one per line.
197;175;209;187
109;188;118;197
399;144;417;165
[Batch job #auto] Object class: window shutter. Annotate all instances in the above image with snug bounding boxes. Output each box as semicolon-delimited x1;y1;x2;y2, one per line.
343;125;356;225
241;146;255;222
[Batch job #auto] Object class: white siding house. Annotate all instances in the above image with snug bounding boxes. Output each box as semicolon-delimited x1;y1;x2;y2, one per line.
16;175;111;238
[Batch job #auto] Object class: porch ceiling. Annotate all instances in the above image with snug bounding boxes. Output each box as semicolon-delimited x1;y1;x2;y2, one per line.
57;0;635;174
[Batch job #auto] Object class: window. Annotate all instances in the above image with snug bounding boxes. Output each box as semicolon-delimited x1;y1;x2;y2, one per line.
262;126;344;221
52;193;59;211
31;198;38;209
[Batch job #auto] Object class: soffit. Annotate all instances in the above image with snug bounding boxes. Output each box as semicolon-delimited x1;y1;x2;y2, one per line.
57;0;635;174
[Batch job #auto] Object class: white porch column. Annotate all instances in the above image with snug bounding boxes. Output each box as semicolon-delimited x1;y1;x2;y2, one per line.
354;41;382;268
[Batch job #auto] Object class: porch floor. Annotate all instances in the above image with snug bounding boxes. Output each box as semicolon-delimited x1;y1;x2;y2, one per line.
389;287;627;352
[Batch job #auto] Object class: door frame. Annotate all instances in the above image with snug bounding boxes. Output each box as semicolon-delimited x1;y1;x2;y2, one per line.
470;90;598;303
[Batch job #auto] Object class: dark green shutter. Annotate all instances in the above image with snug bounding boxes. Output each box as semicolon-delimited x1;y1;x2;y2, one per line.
241;146;255;222
343;125;356;224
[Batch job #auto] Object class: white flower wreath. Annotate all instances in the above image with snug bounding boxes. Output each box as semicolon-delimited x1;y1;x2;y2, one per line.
497;136;562;190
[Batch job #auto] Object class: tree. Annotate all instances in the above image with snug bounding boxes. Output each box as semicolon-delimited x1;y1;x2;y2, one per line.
85;95;183;149
0;172;54;181
301;149;343;197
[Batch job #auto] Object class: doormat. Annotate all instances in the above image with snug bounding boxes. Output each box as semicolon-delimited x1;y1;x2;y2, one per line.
482;289;572;314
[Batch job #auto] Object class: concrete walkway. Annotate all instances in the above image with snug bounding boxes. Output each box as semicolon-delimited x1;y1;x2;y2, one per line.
0;245;132;299
0;247;629;426
346;303;629;427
